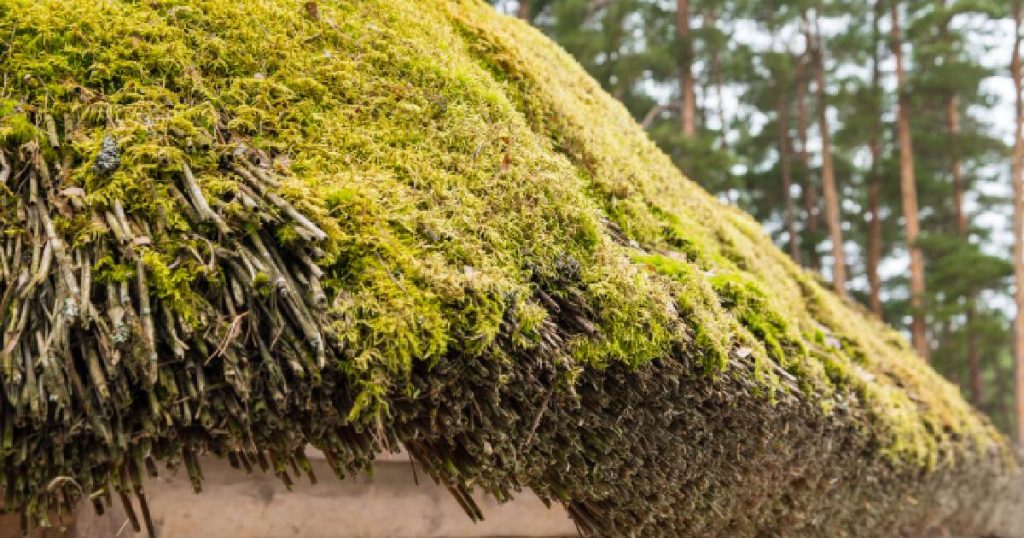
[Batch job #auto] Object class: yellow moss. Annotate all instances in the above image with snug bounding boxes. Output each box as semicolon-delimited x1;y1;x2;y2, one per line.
0;0;1003;467
445;0;1003;464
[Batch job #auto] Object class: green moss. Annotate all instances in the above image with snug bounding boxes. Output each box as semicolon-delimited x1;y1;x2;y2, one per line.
0;0;1003;478
140;249;209;329
445;0;1002;465
93;255;135;284
632;253;731;373
708;272;806;372
0;110;39;145
568;252;680;369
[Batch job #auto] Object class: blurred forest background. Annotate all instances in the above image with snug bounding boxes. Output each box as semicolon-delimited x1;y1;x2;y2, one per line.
490;0;1024;437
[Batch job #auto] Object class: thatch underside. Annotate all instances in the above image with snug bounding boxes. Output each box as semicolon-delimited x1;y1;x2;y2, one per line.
1;0;1023;536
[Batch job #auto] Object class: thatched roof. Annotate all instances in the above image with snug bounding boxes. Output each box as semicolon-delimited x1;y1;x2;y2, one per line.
1;0;1021;535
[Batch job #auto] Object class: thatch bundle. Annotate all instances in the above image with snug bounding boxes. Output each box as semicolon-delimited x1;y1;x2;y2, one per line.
1;0;1022;536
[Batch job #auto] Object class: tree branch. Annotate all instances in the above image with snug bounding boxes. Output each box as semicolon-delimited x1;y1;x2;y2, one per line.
641;102;679;129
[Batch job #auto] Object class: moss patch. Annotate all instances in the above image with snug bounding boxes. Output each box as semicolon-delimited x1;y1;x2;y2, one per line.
0;0;1013;534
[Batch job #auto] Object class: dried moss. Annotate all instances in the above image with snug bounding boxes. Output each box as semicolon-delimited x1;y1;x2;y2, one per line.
0;0;1020;536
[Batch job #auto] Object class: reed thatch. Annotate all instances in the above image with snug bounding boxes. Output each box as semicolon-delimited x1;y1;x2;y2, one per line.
1;0;1022;536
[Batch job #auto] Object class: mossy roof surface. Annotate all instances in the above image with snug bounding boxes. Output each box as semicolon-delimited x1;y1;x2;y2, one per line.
0;0;1003;474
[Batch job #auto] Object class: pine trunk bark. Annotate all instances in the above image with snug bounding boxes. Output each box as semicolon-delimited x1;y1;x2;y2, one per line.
795;56;820;271
706;8;727;150
517;1;529;20
677;0;696;137
777;93;800;264
947;93;982;405
867;166;883;315
891;0;929;361
867;0;884;317
948;97;967;238
1012;2;1024;444
812;22;846;297
714;58;727;149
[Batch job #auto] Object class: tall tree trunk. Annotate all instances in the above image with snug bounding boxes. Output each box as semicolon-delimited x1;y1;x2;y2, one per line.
1012;1;1024;444
891;0;929;361
517;1;530;20
705;8;728;150
677;0;697;137
811;16;846;297
795;55;820;271
867;168;883;314
967;304;982;405
937;4;982;405
948;97;967;238
777;92;800;264
714;56;727;150
606;9;624;100
948;92;982;405
997;350;1014;420
867;0;884;317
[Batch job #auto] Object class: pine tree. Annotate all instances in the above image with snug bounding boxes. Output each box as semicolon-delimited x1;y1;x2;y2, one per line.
938;3;977;404
809;6;847;296
517;0;530;20
1012;0;1024;442
891;0;930;360
677;0;697;137
795;52;822;270
498;0;1024;436
904;0;1009;408
866;0;885;317
777;77;801;263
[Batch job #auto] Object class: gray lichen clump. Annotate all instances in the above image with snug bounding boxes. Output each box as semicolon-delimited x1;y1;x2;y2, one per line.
92;135;121;176
0;0;1022;536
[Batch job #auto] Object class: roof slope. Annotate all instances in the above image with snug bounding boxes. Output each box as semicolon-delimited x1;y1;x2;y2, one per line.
0;0;1021;535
